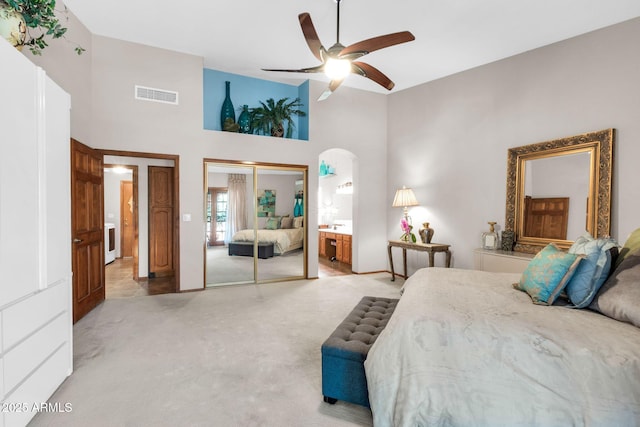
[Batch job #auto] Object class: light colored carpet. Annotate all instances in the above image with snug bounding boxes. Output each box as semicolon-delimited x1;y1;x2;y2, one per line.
29;273;403;427
206;246;305;285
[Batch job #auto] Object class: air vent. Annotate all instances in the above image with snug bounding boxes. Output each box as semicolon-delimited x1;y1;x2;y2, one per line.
135;85;179;105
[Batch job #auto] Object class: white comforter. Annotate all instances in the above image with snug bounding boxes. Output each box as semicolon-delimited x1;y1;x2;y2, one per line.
231;228;303;254
365;268;640;427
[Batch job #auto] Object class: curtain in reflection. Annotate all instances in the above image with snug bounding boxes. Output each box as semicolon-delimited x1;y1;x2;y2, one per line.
225;174;247;244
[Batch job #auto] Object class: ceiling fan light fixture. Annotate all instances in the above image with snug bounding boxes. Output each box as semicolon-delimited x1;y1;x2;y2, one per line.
324;58;351;80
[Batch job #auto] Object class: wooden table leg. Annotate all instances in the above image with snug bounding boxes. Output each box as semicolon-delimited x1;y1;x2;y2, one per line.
402;248;408;279
388;244;395;281
445;250;451;268
428;252;435;267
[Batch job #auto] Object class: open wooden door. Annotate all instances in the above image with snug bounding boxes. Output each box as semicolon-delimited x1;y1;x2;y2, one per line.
71;139;105;323
120;180;134;257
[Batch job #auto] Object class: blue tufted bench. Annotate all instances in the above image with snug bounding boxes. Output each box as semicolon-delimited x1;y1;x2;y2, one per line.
321;296;399;408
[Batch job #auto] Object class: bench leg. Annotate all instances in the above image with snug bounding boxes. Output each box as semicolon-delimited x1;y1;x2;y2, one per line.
323;396;337;404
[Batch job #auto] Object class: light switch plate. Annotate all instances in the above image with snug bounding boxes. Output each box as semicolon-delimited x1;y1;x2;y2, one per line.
182;214;191;222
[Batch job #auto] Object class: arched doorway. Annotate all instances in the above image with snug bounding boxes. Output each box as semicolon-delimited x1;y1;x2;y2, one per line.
318;148;357;276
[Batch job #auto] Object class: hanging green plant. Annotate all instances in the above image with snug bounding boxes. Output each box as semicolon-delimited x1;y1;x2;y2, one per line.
249;97;307;138
1;0;84;55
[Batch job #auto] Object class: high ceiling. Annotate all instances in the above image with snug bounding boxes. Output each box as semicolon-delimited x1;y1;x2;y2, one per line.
63;0;640;95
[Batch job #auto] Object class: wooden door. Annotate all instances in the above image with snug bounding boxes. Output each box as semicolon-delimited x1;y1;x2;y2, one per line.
120;180;134;257
524;196;570;240
71;139;105;323
149;166;174;277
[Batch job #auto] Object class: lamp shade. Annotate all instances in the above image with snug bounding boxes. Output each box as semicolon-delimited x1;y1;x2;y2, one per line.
392;186;419;208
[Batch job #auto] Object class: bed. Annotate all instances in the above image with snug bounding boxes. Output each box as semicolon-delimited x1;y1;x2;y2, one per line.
230;227;303;255
365;266;640;426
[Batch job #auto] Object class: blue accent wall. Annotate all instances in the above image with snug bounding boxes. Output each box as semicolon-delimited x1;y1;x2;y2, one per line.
203;69;309;140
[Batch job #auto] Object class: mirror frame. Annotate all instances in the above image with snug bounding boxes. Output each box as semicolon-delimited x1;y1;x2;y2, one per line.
505;128;614;253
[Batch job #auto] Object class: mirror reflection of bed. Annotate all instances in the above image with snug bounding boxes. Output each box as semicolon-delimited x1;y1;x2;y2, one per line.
204;162;306;286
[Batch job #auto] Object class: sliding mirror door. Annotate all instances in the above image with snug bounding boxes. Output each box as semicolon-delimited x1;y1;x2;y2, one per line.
204;162;306;286
256;167;306;282
205;164;255;285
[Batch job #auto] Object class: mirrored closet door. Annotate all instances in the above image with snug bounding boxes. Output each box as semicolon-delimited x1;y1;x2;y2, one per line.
204;161;307;286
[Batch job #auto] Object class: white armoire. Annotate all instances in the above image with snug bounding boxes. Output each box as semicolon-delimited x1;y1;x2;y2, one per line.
0;39;73;426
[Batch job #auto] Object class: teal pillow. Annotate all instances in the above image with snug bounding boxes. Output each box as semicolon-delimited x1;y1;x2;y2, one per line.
514;243;583;305
566;233;619;308
265;217;279;230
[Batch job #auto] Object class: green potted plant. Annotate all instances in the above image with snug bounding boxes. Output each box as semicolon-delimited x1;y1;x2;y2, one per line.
250;97;307;138
0;0;84;55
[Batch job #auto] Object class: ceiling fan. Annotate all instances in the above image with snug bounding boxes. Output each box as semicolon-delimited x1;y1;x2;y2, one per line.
262;0;415;101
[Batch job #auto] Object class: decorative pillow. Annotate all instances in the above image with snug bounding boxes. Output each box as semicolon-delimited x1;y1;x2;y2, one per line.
293;217;303;228
514;243;583;305
614;228;640;270
565;233;619;308
280;217;293;229
590;248;640;328
265;217;279;230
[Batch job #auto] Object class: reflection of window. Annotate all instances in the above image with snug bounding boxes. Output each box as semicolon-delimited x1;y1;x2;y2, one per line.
207;188;228;246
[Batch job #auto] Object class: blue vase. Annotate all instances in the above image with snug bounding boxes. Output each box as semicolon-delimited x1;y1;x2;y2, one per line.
294;198;303;217
238;104;250;134
220;81;235;130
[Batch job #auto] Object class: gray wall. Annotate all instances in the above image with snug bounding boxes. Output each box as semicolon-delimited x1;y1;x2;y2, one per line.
27;4;640;284
27;9;389;288
387;17;640;275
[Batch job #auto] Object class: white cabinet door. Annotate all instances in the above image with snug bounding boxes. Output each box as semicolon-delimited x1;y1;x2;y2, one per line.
0;40;40;306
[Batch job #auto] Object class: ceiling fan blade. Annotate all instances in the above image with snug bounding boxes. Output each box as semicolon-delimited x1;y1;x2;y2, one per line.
339;31;415;58
299;13;325;62
352;61;395;91
262;65;325;74
317;78;345;102
317;88;333;102
329;78;345;92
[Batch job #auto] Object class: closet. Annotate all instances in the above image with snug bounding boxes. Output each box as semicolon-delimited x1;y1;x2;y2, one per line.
204;161;307;286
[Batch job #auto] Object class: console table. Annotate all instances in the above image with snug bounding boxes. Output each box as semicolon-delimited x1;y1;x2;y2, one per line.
388;240;451;281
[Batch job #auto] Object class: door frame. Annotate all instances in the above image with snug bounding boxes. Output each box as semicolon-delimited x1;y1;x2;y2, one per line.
100;149;180;292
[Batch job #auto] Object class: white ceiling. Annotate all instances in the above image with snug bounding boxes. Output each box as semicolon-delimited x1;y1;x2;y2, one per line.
63;0;640;95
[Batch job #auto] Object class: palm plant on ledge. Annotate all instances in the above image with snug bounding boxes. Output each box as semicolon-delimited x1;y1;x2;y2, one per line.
250;97;307;138
0;0;84;55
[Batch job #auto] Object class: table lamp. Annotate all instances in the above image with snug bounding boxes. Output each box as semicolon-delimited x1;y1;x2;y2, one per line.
392;186;419;223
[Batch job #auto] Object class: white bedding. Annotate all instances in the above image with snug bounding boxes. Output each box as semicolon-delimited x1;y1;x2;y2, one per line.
231;228;303;254
365;268;640;427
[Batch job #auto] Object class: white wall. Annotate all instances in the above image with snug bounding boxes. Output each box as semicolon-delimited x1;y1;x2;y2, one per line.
24;2;92;144
318;149;354;226
387;17;640;275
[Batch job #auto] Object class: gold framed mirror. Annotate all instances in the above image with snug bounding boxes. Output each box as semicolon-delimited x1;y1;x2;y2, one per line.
505;129;613;253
